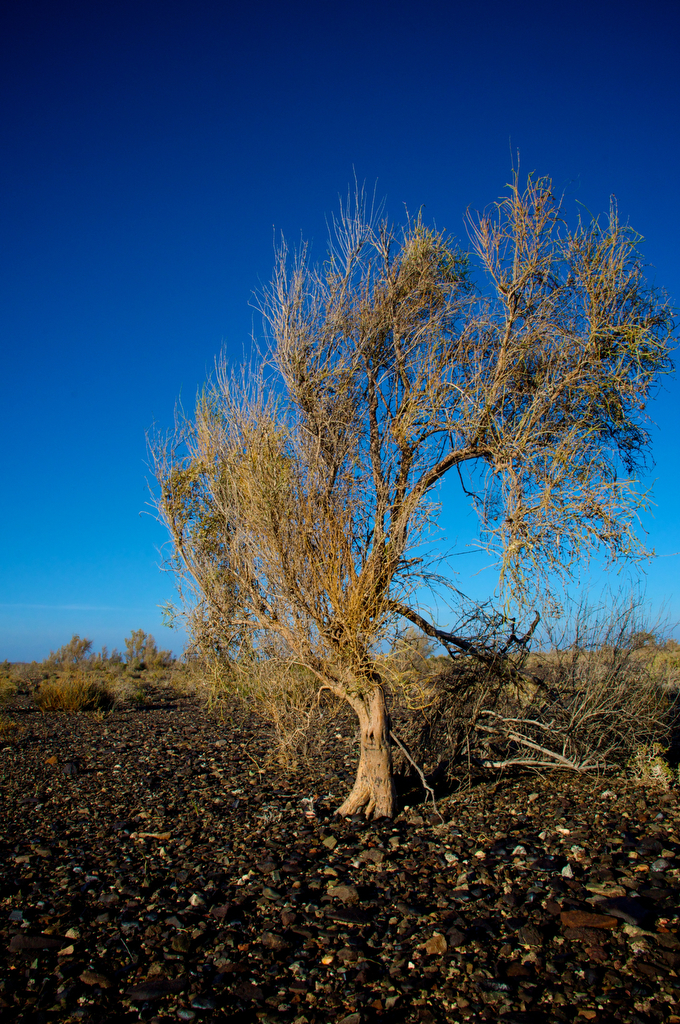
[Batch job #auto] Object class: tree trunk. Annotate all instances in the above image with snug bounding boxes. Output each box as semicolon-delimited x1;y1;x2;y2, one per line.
337;686;396;818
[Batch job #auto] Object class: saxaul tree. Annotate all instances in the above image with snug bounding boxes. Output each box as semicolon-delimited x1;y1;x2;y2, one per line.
153;174;674;818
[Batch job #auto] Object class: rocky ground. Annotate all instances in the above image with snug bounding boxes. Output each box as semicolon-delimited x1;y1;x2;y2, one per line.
1;690;679;1024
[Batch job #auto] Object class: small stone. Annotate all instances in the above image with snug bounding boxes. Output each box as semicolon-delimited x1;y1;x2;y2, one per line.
507;962;532;978
8;934;62;951
58;944;75;956
171;933;192;952
652;858;670;872
321;835;337;850
517;925;543;946
358;847;384;864
395;902;419;917
126;978;186;1002
527;792;539;802
260;931;288;951
45;756;58;765
598;896;653;928
425;932;447;955
561;863;574;878
79;970;111;988
190;997;217;1010
560;911;618;930
336;946;356;963
446;926;466;947
177;1010;195;1021
188;892;205;907
338;1015;361;1024
64;927;80;939
328;884;359;903
256;859;277;873
563;927;608;944
233;980;264;1002
8;910;23;922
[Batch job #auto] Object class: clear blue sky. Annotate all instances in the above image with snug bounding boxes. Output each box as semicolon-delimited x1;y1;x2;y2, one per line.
1;0;678;661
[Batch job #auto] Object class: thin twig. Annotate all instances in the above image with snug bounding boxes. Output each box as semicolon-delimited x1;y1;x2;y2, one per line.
390;728;443;821
475;723;587;770
479;710;559;732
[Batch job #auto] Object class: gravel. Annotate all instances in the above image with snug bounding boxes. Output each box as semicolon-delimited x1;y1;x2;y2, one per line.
1;690;680;1023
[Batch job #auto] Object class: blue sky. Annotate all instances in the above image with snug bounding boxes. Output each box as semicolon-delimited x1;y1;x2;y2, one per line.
1;0;678;661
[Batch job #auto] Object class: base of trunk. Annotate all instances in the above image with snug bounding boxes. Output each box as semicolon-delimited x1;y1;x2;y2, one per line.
337;688;396;818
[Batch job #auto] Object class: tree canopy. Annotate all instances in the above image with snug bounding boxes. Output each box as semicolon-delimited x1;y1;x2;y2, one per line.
153;174;674;817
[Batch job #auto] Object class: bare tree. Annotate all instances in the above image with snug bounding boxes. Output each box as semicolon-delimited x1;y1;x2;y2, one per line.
152;174;674;818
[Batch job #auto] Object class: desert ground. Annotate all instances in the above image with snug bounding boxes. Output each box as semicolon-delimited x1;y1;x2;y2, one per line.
1;686;679;1024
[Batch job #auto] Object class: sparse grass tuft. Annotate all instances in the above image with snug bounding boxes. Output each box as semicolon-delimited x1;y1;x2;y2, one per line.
0;714;18;739
0;676;18;737
35;670;113;712
628;742;675;790
0;676;17;703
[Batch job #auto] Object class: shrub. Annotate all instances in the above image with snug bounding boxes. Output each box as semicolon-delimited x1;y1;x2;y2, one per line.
46;634;94;668
10;662;49;689
124;629;173;671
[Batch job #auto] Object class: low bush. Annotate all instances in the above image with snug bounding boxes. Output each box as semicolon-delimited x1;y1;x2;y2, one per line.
202;656;335;768
0;675;17;704
388;595;677;785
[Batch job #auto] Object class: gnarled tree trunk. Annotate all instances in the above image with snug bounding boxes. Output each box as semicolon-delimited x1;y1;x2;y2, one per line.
337;686;396;818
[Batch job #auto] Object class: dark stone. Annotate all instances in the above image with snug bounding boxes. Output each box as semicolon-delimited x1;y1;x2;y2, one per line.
233;981;264;1002
8;934;62;951
126;977;186;1001
260;931;288;952
324;906;367;925
446;925;467;947
517;924;543;946
559;910;618;930
597;896;654;927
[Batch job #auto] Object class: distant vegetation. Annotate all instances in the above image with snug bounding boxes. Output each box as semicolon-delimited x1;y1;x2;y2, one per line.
0;629;181;714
